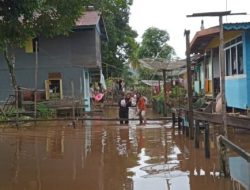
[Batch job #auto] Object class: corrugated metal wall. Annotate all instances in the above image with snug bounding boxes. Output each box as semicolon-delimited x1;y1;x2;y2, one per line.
0;29;100;101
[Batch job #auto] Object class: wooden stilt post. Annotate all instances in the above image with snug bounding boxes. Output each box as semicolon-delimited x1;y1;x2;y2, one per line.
34;40;38;121
15;87;19;129
162;69;167;116
71;80;76;128
186;124;189;137
217;135;230;177
194;120;200;148
204;122;210;158
172;112;175;129
177;110;182;130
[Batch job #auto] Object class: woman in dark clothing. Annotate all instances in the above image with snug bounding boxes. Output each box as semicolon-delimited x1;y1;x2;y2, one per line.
118;93;131;124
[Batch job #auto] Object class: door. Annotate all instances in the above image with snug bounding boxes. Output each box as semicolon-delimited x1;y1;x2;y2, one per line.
83;69;91;111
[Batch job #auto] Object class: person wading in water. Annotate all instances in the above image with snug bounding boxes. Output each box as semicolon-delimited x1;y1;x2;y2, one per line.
137;93;147;125
118;92;132;124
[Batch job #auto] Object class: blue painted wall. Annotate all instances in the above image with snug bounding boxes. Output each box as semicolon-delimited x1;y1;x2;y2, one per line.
225;31;250;109
226;77;247;109
0;29;101;101
245;31;250;109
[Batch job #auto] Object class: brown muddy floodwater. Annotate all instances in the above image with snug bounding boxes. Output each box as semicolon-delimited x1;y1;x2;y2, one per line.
0;107;250;190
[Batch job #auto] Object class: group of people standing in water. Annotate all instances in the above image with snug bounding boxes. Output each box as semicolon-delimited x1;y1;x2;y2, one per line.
118;91;147;125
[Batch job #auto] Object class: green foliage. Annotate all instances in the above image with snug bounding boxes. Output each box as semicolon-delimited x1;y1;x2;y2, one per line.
138;27;175;59
0;115;7;122
152;90;164;101
138;67;162;80
87;0;138;78
0;0;87;89
37;103;54;119
170;85;186;98
134;82;152;100
0;0;86;49
121;64;135;87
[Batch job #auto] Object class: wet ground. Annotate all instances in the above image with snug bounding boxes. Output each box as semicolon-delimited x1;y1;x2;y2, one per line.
0;107;249;190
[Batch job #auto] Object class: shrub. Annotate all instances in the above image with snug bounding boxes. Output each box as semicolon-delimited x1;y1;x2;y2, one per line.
37;103;55;118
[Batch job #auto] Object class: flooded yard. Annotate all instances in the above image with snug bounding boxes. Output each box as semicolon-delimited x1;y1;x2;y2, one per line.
0;107;249;190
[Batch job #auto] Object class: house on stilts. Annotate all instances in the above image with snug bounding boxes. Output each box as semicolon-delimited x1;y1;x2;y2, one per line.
0;9;107;112
190;22;250;113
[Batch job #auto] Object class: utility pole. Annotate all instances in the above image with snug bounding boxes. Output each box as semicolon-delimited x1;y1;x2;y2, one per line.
184;30;194;139
218;15;227;137
187;11;246;138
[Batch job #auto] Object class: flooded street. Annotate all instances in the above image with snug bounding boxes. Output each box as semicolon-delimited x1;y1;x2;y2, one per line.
0;107;249;190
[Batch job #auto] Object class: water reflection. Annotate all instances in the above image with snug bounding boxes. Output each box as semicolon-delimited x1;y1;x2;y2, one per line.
0;120;249;190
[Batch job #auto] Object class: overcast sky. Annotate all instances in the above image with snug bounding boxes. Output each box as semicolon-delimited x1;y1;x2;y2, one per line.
129;0;250;59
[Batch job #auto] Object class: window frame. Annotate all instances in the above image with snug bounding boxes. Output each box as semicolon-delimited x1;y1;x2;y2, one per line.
224;36;243;76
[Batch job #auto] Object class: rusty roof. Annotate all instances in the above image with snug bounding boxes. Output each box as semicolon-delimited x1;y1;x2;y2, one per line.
75;10;107;40
190;22;250;54
190;26;220;54
75;11;101;26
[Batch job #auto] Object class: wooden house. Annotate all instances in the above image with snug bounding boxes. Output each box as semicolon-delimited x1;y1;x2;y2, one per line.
0;10;107;111
190;22;250;111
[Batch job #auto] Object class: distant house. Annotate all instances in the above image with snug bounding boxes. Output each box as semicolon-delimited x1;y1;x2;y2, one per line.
190;22;250;110
0;10;107;111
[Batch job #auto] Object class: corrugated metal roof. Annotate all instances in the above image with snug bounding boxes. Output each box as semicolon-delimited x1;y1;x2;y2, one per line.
190;26;220;54
141;80;165;86
190;22;250;54
138;58;187;77
75;10;107;40
139;58;186;71
75;11;101;26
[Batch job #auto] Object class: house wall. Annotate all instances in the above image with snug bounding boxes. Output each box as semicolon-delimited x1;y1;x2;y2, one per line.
245;31;250;109
225;77;247;109
0;64;84;100
95;29;102;67
212;55;220;78
71;28;101;68
212;48;220;97
194;81;200;94
0;28;101;101
200;61;205;93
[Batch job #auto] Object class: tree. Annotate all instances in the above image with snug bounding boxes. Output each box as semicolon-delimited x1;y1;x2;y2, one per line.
0;0;86;89
138;27;175;60
86;0;138;78
121;64;135;88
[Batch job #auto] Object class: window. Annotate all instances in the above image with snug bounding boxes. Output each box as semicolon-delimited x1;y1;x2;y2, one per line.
225;49;231;76
225;36;243;76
